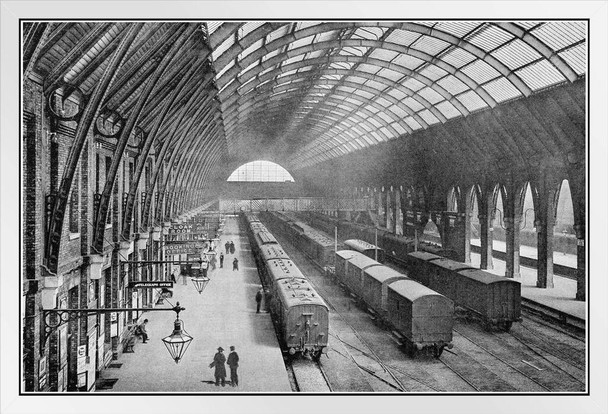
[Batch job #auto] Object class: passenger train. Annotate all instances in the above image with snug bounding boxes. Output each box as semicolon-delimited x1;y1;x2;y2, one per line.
242;212;329;359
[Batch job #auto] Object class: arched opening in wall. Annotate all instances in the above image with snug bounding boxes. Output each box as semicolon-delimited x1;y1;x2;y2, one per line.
227;160;295;182
469;186;480;246
492;186;505;248
422;220;441;246
447;187;459;212
554;179;576;258
520;182;537;250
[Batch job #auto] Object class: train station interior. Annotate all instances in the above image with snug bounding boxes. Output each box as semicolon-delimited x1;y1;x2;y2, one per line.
2;3;607;414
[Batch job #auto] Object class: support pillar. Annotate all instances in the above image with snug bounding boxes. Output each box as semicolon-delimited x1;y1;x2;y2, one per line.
574;224;585;301
478;212;494;270
394;189;402;235
386;190;393;230
504;215;522;279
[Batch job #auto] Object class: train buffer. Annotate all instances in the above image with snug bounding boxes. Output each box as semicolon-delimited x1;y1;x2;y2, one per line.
366;307;378;323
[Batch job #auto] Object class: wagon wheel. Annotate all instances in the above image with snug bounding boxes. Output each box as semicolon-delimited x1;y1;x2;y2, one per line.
433;344;445;358
403;341;417;358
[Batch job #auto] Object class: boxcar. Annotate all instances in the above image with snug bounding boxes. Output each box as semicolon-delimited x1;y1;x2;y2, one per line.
424;257;475;298
455;269;521;331
380;233;415;260
386;279;454;357
343;252;383;298
273;277;329;358
362;266;408;317
344;239;386;263
335;250;357;284
405;251;443;286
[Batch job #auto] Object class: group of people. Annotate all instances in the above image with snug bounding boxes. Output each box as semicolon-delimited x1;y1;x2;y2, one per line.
255;286;273;313
224;240;236;255
209;345;240;387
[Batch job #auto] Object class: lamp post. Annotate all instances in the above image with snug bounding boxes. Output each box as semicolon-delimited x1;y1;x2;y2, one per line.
39;302;193;363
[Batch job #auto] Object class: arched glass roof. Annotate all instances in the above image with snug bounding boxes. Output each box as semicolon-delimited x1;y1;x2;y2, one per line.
227;160;295;182
207;21;586;170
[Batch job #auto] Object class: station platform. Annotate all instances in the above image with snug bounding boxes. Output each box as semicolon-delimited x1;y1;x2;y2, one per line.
96;217;292;393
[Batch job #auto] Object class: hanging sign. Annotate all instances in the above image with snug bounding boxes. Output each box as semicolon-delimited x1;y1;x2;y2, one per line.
128;281;174;289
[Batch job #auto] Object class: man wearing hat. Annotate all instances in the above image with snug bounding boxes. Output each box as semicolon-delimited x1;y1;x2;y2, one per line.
209;347;227;386
227;346;240;387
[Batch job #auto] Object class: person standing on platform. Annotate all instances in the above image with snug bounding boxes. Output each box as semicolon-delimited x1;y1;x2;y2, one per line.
255;287;263;313
219;252;224;268
209;347;227;386
229;241;235;254
225;241;230;255
232;257;239;271
210;253;217;271
227;346;240;387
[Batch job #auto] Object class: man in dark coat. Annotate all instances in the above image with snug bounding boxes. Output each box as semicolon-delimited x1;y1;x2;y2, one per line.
209;347;227;386
225;241;230;254
229;241;235;254
227;346;240;387
232;257;239;271
255;287;263;313
219;252;224;268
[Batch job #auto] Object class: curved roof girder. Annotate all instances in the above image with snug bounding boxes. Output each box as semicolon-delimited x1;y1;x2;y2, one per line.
217;38;496;113
222;66;434;128
233;75;421;131
494;22;579;82
223;83;409;135
223;43;495;114
397;22;533;96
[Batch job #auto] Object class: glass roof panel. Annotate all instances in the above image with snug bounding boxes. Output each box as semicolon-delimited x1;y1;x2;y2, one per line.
558;43;586;75
375;96;392;108
436;74;469;95
418;109;440;125
531;21;586;51
353;27;387;40
376;111;394;123
460;59;501;84
456;90;489;111
481;76;522;103
329;61;355;70
411;35;451;56
402;97;424;112
212;35;234;61
357;63;382;75
363;78;387;92
418;64;448;81
491;39;543;70
339;46;369;56
401;77;425;92
368;117;383;128
403;116;423;131
387;88;408;100
364;104;379;114
465;24;514;52
438;46;477;68
369;48;399;62
215;59;234;79
514;21;543;31
434;21;482;38
391;122;407;135
436;100;462;119
352;88;375;100
515;59;567;91
239;38;264;60
207;21;223;35
315;29;340;43
295;21;323;31
385;29;421;47
417;87;444;105
288;34;316;51
305;50;326;60
239;22;264;39
388;104;409;118
261;48;281;62
283;54;305;66
391;53;425;70
266;25;290;43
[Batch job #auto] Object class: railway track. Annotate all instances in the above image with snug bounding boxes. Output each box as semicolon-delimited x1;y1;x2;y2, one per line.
265;217;586;393
287;357;332;392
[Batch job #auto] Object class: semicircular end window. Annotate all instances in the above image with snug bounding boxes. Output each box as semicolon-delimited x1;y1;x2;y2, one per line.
227;160;295;183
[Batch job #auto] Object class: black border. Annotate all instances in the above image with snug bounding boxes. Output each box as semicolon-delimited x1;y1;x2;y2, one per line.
18;18;591;397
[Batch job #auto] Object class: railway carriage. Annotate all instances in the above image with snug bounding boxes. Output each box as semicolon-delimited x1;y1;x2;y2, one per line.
455;269;521;331
343;252;382;298
381;233;416;260
334;250;357;284
273;277;329;359
405;251;447;286
386;279;454;357
362;266;408;317
423;257;474;297
344;239;386;263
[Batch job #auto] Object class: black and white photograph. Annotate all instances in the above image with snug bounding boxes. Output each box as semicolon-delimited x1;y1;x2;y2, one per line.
1;1;607;414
